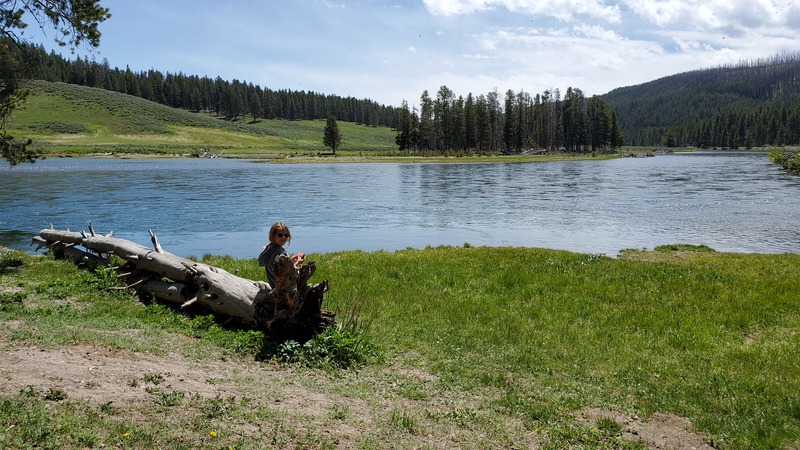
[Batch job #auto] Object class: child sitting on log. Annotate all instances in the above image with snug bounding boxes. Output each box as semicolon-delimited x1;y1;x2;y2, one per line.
257;222;305;288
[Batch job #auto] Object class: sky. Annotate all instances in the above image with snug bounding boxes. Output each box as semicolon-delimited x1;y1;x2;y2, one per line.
22;0;800;107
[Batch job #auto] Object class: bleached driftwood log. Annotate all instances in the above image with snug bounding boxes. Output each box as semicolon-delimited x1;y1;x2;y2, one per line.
33;226;334;341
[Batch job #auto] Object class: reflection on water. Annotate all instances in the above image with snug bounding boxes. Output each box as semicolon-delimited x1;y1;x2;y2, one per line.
1;151;799;258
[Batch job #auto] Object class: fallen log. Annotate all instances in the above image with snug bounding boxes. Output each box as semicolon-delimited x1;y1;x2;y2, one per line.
33;226;334;341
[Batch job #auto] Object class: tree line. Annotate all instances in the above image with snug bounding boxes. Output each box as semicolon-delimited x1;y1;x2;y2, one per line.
604;53;800;147
13;41;398;128
654;105;800;149
395;86;623;154
9;40;625;155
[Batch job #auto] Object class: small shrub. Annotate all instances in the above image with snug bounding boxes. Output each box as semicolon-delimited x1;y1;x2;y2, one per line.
143;372;166;385
199;394;238;419
190;314;216;337
19;386;37;397
329;404;349;420
43;389;66;401
31;121;91;134
99;401;118;415
86;265;122;290
276;323;381;370
0;250;24;273
389;409;417;434
654;243;716;252
151;390;184;407
0;291;26;310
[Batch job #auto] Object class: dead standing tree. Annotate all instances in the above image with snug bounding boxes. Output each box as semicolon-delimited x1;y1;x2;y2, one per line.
32;224;334;341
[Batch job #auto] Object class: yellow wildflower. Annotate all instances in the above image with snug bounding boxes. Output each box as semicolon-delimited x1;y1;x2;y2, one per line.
210;430;218;437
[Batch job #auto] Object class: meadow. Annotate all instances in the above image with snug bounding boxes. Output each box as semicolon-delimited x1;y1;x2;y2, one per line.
7;80;399;157
0;244;798;449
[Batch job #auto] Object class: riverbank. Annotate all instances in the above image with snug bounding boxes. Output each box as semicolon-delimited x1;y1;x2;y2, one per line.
37;148;626;164
1;245;798;449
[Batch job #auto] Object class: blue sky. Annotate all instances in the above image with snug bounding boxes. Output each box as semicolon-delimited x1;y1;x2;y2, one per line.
23;0;800;106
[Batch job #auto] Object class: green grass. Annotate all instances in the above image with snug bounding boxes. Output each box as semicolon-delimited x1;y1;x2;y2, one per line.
6;80;398;156
1;245;799;449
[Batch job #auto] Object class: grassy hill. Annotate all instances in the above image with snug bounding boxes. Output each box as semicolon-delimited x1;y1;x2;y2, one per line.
7;80;398;157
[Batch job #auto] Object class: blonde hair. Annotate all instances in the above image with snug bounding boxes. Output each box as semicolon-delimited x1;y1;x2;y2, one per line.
268;221;292;246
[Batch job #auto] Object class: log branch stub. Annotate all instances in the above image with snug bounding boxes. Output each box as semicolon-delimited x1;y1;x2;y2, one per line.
148;229;164;254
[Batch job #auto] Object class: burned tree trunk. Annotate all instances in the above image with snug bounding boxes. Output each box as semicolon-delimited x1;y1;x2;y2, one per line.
33;226;334;341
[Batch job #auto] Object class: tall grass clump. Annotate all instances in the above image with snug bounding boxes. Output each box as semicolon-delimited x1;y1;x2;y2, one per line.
275;288;381;370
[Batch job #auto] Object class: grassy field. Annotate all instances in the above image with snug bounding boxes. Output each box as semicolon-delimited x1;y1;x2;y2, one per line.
1;244;798;449
6;80;398;157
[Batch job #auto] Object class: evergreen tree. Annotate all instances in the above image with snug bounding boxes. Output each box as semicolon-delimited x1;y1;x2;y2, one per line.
1;0;110;165
464;93;477;151
609;111;624;148
486;89;503;153
434;85;454;153
395;100;416;151
503;89;516;152
418;90;434;151
323;114;341;154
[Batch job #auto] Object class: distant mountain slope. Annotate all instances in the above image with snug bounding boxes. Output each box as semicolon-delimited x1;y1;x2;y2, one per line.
602;54;800;146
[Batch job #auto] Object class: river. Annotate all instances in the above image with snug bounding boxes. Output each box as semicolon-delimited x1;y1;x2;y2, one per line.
1;151;798;258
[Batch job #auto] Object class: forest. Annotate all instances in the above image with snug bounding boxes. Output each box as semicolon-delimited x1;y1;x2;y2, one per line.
395;86;623;154
603;52;800;147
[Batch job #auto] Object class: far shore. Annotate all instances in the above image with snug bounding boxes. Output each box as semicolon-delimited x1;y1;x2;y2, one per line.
36;147;691;165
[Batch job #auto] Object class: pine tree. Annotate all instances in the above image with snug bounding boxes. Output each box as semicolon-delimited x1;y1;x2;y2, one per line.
323;114;341;154
395;100;416;151
1;0;110;165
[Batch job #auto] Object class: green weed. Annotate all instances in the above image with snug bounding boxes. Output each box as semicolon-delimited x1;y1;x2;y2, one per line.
276;322;381;370
0;249;24;273
389;409;417;435
150;390;185;407
143;372;166;385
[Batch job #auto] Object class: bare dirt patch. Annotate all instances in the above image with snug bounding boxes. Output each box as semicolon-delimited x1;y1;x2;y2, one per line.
579;407;715;450
1;343;303;409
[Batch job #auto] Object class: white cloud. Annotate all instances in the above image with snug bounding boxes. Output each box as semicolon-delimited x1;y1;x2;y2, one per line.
623;0;800;30
423;0;621;21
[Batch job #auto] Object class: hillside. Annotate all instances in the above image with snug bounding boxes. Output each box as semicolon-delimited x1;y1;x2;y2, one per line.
8;80;398;156
603;54;800;146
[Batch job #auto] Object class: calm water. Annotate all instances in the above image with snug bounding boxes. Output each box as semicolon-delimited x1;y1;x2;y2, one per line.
1;152;798;258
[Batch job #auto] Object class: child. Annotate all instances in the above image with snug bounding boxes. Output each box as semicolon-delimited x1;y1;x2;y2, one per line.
257;222;305;287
